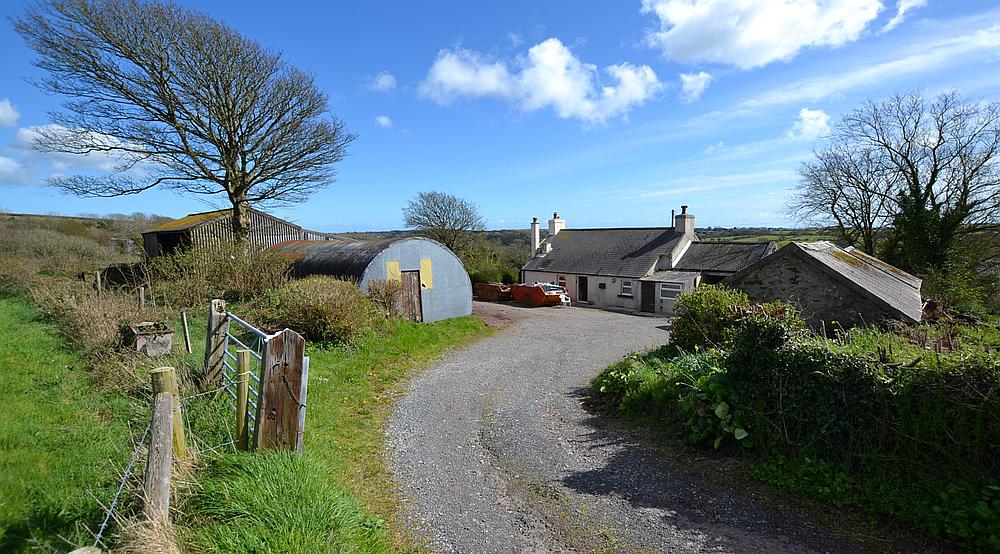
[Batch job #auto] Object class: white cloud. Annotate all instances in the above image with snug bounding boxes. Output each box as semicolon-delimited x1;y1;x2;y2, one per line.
679;71;712;102
419;38;662;123
788;108;831;141
11;125;126;172
508;32;523;47
0;155;25;184
704;140;725;153
374;115;392;128
740;25;1000;109
640;0;883;69
883;0;928;32
368;71;397;92
0;99;20;128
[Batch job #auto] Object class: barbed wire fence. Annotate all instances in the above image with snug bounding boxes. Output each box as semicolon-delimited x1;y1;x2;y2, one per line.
85;299;307;550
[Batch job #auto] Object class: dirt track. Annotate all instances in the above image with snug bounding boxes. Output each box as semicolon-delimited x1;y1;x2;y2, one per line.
388;303;860;553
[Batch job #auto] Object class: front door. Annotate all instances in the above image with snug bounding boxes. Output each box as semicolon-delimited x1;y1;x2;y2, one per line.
401;271;423;322
641;281;656;313
578;276;589;303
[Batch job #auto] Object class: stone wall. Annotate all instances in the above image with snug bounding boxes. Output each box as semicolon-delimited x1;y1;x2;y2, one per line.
729;253;899;328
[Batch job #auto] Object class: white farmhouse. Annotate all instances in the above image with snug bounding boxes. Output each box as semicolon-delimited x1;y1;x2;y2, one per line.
520;206;774;316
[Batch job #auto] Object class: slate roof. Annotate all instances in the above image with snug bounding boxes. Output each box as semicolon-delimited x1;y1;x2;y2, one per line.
730;241;923;323
673;241;776;274
521;228;684;279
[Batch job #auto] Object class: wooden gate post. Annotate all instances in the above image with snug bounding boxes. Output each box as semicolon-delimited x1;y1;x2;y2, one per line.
151;367;186;460
235;350;251;451
144;392;173;518
203;299;228;386
253;329;306;451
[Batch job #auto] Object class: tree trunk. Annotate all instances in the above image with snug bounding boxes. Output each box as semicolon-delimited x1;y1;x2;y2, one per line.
231;196;251;243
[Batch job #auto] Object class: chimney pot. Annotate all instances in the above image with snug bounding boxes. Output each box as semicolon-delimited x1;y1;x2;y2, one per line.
681;205;688;214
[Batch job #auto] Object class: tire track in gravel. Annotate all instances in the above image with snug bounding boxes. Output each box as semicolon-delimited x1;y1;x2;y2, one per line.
388;303;862;553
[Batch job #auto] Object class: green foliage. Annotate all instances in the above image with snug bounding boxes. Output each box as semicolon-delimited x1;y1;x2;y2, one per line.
147;242;291;308
594;298;1000;550
670;285;750;351
750;456;855;507
182;453;390;553
251;276;379;343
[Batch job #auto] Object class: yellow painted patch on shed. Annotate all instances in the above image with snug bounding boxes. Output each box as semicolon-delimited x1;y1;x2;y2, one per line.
420;258;433;289
386;260;401;282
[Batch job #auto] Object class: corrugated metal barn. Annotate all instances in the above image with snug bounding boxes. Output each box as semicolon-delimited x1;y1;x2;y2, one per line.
142;208;334;257
272;237;472;323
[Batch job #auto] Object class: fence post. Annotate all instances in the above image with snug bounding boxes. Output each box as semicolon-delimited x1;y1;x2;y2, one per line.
203;299;228;386
296;355;310;454
236;349;251;451
139;286;146;308
151;367;186;460
144;392;173;518
254;329;306;451
181;311;192;354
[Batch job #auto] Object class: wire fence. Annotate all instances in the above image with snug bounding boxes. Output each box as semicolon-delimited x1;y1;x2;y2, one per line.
88;302;307;549
92;421;152;548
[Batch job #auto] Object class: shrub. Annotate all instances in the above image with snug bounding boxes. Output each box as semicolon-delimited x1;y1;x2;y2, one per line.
30;279;159;353
367;279;402;317
469;269;502;284
670;285;750;351
147;242;290;308
252;277;379;343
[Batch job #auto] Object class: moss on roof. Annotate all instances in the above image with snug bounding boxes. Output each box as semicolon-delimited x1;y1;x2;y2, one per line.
144;210;229;233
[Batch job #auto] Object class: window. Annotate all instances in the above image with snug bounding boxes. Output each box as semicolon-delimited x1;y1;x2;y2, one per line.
659;282;683;300
620;280;633;296
557;275;567;289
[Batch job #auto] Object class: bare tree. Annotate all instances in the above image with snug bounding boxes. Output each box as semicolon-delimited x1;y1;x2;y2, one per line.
14;0;355;239
403;191;485;253
792;91;1000;270
791;146;897;253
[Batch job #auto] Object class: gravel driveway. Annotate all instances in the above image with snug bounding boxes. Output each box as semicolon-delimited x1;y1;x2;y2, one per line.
388;303;860;553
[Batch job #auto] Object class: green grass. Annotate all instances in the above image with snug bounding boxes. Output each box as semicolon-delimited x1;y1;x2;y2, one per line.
179;315;492;553
0;297;136;552
183;453;389;553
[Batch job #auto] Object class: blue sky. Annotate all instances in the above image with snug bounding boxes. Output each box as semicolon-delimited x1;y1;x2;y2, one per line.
1;0;999;231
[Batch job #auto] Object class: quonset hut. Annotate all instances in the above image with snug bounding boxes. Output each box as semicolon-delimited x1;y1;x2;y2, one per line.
271;238;472;323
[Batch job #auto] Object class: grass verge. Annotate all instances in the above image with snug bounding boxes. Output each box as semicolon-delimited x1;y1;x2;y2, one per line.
0;297;136;552
179;315;493;552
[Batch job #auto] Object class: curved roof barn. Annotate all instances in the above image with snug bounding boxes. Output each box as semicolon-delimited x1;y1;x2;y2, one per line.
271;237;472;323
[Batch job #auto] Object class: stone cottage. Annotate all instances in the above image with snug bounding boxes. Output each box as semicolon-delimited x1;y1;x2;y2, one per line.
726;241;923;327
520;207;774;316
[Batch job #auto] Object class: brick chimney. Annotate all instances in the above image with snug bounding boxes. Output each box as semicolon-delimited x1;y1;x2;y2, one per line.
548;212;565;236
674;205;694;237
530;217;540;256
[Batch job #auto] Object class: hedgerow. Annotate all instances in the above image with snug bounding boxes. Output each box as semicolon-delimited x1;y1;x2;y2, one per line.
594;285;1000;550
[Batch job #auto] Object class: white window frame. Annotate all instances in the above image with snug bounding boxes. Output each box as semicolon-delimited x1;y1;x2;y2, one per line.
659;282;683;300
620;280;633;297
557;275;567;289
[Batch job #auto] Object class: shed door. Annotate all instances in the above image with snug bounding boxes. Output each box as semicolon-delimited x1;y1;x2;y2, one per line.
401;271;423;322
578;276;589;302
641;282;656;313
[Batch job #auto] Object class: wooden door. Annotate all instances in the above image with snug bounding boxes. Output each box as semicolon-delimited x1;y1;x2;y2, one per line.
578;276;589;302
641;281;656;313
401;271;423;322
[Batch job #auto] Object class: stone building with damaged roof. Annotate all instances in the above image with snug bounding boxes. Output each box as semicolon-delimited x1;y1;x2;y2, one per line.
520;207;774;316
726;241;923;328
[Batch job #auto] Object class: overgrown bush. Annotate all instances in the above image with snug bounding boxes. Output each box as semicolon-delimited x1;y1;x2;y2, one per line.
251;277;379;343
30;280;159;353
367;279;402;317
147;242;290;308
670;285;750;351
